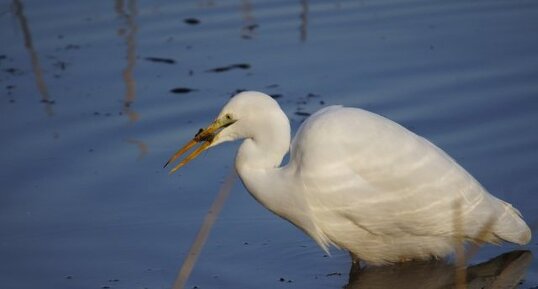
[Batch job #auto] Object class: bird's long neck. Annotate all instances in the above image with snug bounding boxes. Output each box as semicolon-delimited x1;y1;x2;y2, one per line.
234;112;291;210
234;114;291;171
233;118;329;250
235;138;288;170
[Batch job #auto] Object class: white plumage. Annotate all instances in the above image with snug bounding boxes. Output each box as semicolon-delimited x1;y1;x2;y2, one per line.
166;91;531;265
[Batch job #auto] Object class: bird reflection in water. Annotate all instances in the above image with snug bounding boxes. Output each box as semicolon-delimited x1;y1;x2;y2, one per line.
300;0;308;42
346;250;532;289
12;0;54;117
115;0;139;122
115;0;150;159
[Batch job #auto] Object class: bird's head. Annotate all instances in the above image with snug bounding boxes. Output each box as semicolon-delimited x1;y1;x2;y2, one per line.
164;91;285;174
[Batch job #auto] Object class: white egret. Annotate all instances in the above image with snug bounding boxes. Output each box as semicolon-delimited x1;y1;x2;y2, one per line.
165;91;531;265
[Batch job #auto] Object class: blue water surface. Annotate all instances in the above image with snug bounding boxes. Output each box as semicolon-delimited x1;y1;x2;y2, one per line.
1;0;537;288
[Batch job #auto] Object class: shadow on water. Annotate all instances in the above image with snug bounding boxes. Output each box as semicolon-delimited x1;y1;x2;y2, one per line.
346;250;532;289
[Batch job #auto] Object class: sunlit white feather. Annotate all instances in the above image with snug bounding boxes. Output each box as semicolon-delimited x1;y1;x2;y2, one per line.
211;91;531;264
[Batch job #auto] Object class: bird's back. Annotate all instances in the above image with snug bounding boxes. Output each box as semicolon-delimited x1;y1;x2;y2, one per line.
287;106;530;263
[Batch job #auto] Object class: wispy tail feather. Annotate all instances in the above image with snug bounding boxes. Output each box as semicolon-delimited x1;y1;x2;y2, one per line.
494;201;531;245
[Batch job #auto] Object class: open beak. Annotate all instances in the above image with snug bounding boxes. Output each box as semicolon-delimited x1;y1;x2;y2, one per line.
164;117;233;174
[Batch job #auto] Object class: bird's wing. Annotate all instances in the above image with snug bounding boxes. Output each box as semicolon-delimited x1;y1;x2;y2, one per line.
289;106;510;240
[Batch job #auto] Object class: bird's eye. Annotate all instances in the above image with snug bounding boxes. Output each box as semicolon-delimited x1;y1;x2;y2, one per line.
225;114;232;120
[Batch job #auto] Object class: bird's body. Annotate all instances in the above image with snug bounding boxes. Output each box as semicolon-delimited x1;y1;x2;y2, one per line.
166;91;531;265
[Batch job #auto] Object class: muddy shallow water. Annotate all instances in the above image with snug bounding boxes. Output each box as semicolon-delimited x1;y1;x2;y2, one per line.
1;0;537;288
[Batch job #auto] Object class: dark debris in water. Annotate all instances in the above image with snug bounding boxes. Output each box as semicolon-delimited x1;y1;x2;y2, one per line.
244;24;259;31
279;277;293;283
292;92;326;121
230;89;246;97
92;111;119;117
3;68;23;75
295;111;311;117
326;272;342;277
65;44;80;50
55;44;87;52
207;63;251;73
170;87;197;94
270;94;282;99
184;18;200;25
53;60;69;70
41;99;56;104
241;24;259;39
145;57;176;64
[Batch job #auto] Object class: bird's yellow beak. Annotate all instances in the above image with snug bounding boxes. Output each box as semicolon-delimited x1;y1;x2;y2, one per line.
164;116;234;174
